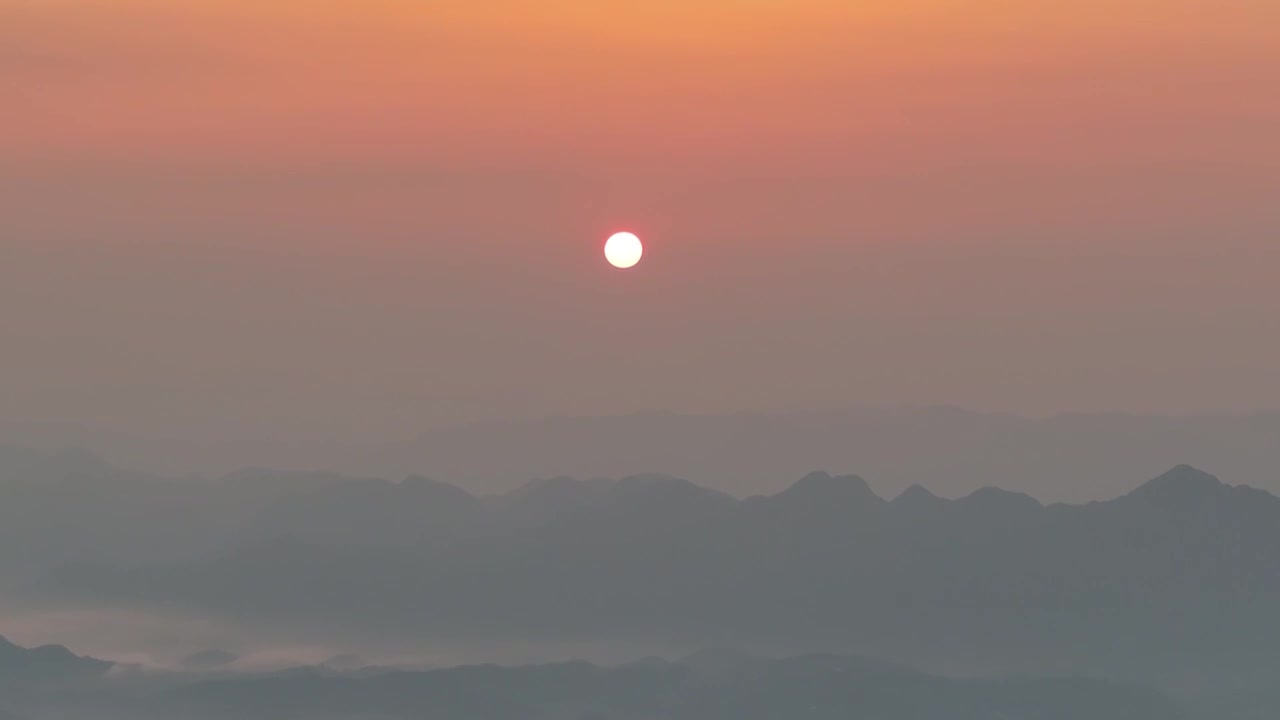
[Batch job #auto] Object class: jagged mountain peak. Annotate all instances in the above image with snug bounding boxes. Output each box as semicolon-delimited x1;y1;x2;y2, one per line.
777;471;882;504
957;486;1042;512
1127;465;1227;506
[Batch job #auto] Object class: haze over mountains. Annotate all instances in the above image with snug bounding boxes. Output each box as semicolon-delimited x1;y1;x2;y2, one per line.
9;0;1276;715
3;442;1280;716
9;408;1280;502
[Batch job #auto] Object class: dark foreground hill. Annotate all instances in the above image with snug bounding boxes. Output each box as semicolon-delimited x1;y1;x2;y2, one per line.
0;634;114;720
177;654;1186;720
0;634;111;685
0;636;1183;720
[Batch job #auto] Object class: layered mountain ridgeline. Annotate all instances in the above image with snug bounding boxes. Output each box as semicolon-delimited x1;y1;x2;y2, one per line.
14;410;1280;502
354;410;1280;501
0;636;1184;720
13;457;1280;695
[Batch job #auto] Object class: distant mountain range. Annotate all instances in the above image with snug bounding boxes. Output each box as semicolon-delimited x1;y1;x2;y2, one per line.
9;408;1280;501
6;444;1280;713
0;636;1185;720
363;409;1280;501
1;453;1273;696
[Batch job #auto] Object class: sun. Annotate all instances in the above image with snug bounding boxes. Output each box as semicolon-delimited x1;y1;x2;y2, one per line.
604;232;643;269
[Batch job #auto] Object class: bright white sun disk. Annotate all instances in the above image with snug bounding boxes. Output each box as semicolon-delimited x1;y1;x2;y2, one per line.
604;232;643;269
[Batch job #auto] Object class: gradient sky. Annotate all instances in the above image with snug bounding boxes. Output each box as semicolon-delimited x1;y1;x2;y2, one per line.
3;0;1279;455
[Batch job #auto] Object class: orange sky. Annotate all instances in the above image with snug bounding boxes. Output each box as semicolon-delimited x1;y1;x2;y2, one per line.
2;0;1280;457
9;0;1278;166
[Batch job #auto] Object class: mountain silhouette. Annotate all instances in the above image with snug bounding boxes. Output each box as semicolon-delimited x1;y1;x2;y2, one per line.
8;457;1280;711
0;639;1186;719
0;635;111;684
1124;464;1231;507
760;471;884;513
323;409;1280;501
30;464;1280;694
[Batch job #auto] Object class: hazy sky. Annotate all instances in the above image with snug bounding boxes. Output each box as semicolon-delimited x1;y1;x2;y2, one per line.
3;0;1279;450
